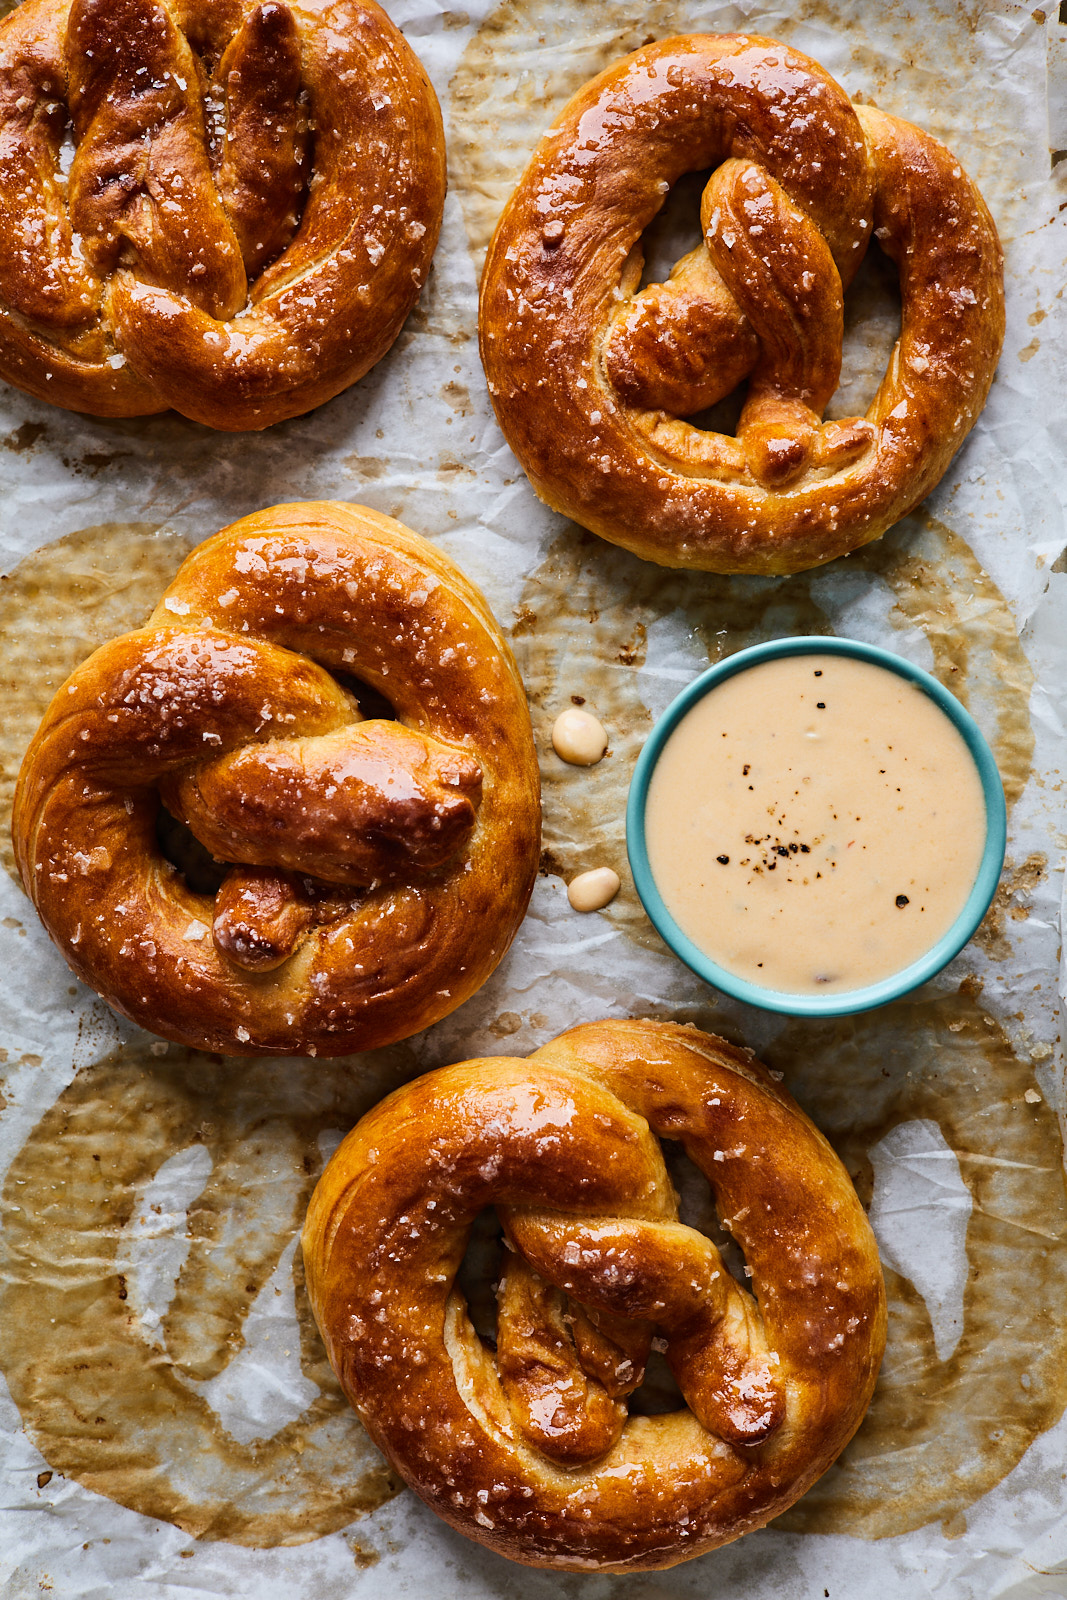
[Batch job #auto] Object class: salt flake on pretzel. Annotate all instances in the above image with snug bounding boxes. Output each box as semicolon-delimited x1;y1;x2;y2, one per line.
479;34;1005;575
303;1018;887;1571
12;502;541;1056
0;0;445;429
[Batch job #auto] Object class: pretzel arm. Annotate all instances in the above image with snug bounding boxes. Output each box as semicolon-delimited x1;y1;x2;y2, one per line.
215;1;309;277
504;1207;781;1446
604;247;758;415
66;0;246;317
495;1254;633;1466
665;1278;786;1446
702;158;849;488
0;52;165;423
211;866;316;971
0;58;100;326
569;1302;652;1398
103;0;445;428
164;722;483;885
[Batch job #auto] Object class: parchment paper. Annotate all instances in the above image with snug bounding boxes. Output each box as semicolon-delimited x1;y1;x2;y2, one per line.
0;1;1065;1596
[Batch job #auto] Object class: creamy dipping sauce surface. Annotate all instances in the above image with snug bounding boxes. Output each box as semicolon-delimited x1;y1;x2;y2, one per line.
644;654;988;994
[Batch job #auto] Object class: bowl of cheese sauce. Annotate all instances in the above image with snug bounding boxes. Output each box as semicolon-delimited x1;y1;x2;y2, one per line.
627;638;1006;1016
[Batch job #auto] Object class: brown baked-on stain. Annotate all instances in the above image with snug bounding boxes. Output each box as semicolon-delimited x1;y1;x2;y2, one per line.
1;1013;1061;1549
974;852;1049;959
3;420;47;452
451;0;684;264
73;451;130;477
343;454;388;482
436;451;477;482
451;0;1033;271
860;514;1035;807
514;512;1032;949
0;521;195;881
764;990;1067;1538
0;1041;414;1546
392;261;473;351
441;379;473;417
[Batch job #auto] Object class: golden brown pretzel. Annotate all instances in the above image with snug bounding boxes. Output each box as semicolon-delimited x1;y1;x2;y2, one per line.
0;0;445;428
303;1019;886;1570
12;501;541;1056
479;34;1005;575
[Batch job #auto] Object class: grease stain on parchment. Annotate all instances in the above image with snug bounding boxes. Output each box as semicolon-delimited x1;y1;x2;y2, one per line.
974;852;1049;959
515;512;1032;949
450;0;1037;271
3;421;47;453
765;991;1067;1538
859;515;1035;808
0;1042;417;1546
344;454;388;480
392;265;472;351
0;522;195;882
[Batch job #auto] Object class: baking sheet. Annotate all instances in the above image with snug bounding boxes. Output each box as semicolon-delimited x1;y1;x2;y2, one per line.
0;0;1065;1595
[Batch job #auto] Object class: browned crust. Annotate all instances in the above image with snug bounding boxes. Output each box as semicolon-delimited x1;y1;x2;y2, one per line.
303;1018;887;1570
479;35;1004;575
0;0;446;428
11;500;542;1055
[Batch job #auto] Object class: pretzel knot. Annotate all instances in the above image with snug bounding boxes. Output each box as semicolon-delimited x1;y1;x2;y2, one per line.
0;0;445;428
12;501;541;1056
303;1019;887;1571
479;34;1005;575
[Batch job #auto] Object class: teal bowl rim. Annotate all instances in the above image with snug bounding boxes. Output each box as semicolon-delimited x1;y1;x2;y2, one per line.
625;636;1007;1018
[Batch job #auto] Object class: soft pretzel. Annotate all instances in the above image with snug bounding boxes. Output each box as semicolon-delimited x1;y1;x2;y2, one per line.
303;1018;886;1570
479;34;1004;575
12;501;541;1056
0;0;445;429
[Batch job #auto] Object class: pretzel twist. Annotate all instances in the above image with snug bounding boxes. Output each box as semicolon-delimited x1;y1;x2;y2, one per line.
303;1019;886;1570
12;501;541;1056
479;34;1005;575
0;0;445;428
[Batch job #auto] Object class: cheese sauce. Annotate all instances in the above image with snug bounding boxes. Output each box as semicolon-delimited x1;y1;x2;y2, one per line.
644;654;989;994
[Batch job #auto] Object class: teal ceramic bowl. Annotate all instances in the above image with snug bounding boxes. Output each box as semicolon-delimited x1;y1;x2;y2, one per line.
626;636;1007;1017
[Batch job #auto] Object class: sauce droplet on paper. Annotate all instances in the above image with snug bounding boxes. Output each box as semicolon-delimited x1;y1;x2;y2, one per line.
552;707;608;766
568;867;620;912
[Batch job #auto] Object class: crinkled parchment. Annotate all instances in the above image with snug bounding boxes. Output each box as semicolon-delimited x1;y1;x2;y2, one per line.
0;1;1065;1596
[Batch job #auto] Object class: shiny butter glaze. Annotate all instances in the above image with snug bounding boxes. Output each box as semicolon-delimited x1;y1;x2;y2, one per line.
303;1018;886;1571
0;0;445;427
480;34;1004;573
12;500;542;1056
